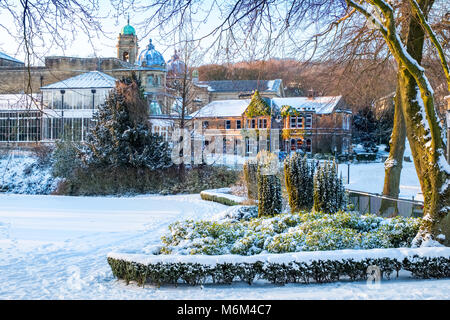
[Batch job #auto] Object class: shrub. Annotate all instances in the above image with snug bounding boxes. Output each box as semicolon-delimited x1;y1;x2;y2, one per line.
160;211;421;255
257;170;282;217
107;249;450;287
54;165;239;196
313;160;346;214
243;160;258;199
284;153;314;212
52;140;84;180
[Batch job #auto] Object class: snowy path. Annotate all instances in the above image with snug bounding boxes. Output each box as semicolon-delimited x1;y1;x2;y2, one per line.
0;193;448;299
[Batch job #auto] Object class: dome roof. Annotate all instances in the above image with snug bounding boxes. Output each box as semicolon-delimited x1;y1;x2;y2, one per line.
167;50;187;75
121;24;136;35
137;39;166;70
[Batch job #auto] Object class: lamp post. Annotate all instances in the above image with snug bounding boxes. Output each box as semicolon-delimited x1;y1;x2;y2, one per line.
91;89;96;110
60;89;65;140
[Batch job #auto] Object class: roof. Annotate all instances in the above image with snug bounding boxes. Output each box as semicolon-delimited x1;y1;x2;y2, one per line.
192;99;251;118
192;95;347;118
195;79;282;93
137;39;166;71
0;94;41;110
272;96;344;114
0;52;24;64
41;71;117;90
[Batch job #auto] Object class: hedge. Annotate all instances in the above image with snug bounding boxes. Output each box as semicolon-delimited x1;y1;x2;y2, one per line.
200;188;246;206
107;247;450;287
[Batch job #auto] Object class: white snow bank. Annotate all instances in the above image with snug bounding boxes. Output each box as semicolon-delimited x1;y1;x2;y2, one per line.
200;188;247;205
0;155;59;194
108;247;450;267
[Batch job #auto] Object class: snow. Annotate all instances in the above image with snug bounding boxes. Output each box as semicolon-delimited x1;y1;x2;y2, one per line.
191;99;251;118
0;193;449;299
200;188;247;204
109;247;450;266
272;96;343;114
0;155;59;194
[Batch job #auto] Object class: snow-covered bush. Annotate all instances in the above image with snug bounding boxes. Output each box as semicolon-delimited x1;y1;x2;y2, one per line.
0;154;59;194
284;153;314;212
313;160;346;213
256;151;282;217
107;247;450;286
211;205;258;222
200;188;246;206
243;160;258;199
160;211;422;255
83;77;171;170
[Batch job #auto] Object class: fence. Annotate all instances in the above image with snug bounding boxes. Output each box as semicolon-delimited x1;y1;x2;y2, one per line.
347;189;423;218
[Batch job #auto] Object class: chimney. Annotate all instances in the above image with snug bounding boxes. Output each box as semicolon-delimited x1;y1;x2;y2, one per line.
307;88;315;100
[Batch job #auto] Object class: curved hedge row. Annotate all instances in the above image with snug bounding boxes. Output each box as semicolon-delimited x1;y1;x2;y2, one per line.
107;248;450;287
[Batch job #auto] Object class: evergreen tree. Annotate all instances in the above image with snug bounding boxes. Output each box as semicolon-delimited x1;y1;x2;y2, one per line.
284;153;314;212
256;151;282;217
313;160;346;213
83;77;172;170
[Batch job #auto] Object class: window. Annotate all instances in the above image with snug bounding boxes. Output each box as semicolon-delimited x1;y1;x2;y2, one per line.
147;75;154;87
305;139;312;152
296;139;303;150
297;116;303;128
251;119;256;129
225;120;231;129
305;115;312;129
236;120;241;129
290;117;296;128
259;118;267;129
202;121;209;129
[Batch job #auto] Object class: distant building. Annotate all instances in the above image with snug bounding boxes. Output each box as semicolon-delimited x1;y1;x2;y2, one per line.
0;52;25;68
40;71;116;142
191;93;352;156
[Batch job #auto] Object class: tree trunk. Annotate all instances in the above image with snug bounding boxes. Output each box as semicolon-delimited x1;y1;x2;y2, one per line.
380;82;406;216
348;0;450;245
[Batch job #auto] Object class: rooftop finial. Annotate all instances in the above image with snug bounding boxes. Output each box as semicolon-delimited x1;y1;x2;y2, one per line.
127;14;130;25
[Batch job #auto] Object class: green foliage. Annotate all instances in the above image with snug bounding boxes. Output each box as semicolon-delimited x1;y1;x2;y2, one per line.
51;140;84;179
160;211;422;256
257;171;282;217
256;151;282;217
280;105;301;117
244;90;271;118
313;160;346;213
54;165;239;196
83;77;171;170
107;254;450;287
200;191;242;206
284;153;314;212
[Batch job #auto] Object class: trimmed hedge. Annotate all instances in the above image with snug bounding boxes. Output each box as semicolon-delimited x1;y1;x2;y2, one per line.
107;249;450;287
200;188;246;206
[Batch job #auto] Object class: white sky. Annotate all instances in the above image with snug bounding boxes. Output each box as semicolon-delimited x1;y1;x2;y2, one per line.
0;0;312;67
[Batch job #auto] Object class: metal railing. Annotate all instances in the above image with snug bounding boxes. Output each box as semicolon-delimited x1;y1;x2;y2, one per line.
347;189;423;218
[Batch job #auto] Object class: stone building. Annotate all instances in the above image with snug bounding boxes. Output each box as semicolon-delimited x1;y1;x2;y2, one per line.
191;92;352;156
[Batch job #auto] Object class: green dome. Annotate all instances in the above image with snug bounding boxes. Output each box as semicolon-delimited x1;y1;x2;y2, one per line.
121;24;136;35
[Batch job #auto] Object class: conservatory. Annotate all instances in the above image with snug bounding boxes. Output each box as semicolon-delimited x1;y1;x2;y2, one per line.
40;71;116;141
0;94;42;143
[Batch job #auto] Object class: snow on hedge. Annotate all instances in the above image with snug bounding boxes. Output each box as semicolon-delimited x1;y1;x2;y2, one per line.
108;246;450;266
0;155;59;194
200;188;247;205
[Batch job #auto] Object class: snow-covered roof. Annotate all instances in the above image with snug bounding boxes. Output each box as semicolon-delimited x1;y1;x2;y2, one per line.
41;71;117;90
150;118;174;127
0;51;24;64
191;99;251;118
272;96;344;114
195;79;282;93
0;94;41;110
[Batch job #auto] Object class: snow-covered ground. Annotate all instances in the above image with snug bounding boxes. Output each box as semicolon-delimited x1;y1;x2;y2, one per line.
1;193;448;300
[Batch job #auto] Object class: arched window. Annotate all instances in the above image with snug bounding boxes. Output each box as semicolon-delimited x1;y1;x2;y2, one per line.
306;139;312;152
123;52;129;62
